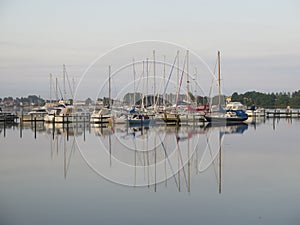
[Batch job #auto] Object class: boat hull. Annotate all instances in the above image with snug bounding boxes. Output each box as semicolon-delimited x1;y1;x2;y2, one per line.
128;119;151;126
44;114;88;123
90;115;111;123
204;111;248;124
204;115;248;124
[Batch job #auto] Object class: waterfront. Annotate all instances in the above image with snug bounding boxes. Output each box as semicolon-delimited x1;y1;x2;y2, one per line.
0;118;299;225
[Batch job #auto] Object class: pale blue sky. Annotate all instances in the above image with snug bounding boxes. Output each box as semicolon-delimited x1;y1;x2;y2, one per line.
0;0;299;98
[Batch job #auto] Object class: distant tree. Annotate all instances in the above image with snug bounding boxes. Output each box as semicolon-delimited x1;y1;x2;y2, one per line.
275;93;290;108
188;92;195;103
231;92;240;102
196;96;208;105
4;96;13;101
85;98;92;105
290;90;300;108
103;97;113;107
211;95;226;106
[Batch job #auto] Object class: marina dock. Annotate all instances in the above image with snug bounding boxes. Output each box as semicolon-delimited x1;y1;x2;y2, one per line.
266;109;300;118
0;113;18;123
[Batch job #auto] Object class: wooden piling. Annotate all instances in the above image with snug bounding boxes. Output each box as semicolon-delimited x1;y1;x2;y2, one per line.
34;117;37;139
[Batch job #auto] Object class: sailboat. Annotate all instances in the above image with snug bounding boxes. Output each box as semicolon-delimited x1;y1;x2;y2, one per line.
204;51;248;124
90;66;113;124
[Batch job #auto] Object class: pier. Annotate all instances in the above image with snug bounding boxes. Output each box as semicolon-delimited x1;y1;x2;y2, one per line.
266;109;300;118
0;113;18;123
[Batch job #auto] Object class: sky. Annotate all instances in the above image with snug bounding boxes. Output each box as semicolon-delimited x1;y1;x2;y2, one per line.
0;0;299;99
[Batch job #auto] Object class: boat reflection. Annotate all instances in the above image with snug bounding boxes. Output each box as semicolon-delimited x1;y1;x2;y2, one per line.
245;116;266;129
200;123;248;193
47;123;80;179
79;123;249;193
204;122;248;134
3;121;248;193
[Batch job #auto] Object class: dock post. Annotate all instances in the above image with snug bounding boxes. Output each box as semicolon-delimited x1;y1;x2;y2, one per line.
67;116;69;141
20;116;23;138
34;117;37;139
52;116;55;140
83;115;86;142
3;114;6;137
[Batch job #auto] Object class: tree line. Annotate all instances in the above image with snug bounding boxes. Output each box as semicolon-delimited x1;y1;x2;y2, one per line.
2;90;300;109
0;95;45;107
231;91;300;108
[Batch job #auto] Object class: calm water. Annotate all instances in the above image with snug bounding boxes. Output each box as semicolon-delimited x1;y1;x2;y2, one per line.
0;118;299;225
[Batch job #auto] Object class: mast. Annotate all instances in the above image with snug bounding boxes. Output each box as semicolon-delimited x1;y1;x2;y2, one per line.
194;67;198;106
109;131;112;167
186;50;190;104
176;51;179;105
141;61;145;110
108;65;111;109
154;134;157;192
178;148;181;192
133;58;136;107
72;77;75;100
218;51;221;110
55;77;58;103
219;131;222;194
188;137;190;193
50;73;52;104
163;55;166;107
153;50;156;108
63;64;66;100
146;58;149;109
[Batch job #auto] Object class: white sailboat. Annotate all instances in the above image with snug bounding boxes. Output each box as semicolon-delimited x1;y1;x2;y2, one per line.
44;65;88;123
90;65;113;124
204;51;248;124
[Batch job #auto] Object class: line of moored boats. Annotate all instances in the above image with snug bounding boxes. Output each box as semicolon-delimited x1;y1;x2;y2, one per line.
9;100;267;126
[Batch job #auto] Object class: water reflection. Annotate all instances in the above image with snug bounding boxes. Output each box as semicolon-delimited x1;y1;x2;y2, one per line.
0;120;254;192
1;119;299;225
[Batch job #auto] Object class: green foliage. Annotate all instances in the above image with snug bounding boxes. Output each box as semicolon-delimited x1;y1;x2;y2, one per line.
0;95;45;106
231;91;300;108
188;92;195;102
211;95;226;106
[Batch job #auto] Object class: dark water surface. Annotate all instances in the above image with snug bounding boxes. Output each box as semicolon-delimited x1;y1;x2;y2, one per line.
0;118;299;225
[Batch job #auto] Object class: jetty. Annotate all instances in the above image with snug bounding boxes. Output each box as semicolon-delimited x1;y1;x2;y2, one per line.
266;109;300;118
0;112;18;123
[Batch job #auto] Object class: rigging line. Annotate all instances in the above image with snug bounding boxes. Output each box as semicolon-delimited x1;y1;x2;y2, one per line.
213;57;218;76
58;133;64;153
162;54;178;97
208;78;214;108
131;135;144;166
57;82;63;100
206;57;219;106
198;129;224;173
155;76;166;107
135;61;144;96
65;69;74;99
50;77;57;101
175;137;188;188
157;134;179;188
204;132;218;180
175;53;187;111
66;137;76;175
